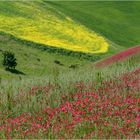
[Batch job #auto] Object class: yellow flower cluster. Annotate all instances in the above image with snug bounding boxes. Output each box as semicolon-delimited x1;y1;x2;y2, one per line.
0;1;109;54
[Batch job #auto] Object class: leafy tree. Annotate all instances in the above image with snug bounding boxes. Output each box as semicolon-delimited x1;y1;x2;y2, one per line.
2;51;17;70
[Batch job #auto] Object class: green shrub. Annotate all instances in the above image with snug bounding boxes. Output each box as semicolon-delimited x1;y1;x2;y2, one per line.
2;51;17;70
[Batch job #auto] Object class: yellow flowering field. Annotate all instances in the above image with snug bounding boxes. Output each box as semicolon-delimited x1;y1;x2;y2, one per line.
0;1;109;53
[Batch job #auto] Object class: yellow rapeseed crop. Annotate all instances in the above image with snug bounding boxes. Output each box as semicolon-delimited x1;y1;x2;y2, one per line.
0;1;109;53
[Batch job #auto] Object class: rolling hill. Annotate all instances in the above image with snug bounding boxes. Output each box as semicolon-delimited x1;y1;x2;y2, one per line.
49;1;140;48
0;1;140;80
0;32;93;79
0;1;109;54
0;1;140;138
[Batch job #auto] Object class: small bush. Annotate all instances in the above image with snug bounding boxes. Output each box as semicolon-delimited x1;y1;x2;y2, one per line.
69;64;78;69
2;51;17;70
37;58;40;61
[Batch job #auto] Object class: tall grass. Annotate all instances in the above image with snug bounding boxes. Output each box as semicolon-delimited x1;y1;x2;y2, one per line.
0;52;140;113
0;52;140;139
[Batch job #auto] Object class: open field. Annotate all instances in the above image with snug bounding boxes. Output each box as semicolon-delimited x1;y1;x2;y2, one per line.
0;1;140;139
1;1;139;80
0;51;140;139
0;32;95;80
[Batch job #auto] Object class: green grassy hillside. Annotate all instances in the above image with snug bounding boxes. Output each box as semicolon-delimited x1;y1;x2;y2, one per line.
0;32;93;80
0;1;139;80
0;2;140;138
0;1;109;54
49;1;140;47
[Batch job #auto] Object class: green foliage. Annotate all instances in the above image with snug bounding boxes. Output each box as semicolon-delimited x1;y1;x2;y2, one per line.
2;51;17;70
49;1;140;48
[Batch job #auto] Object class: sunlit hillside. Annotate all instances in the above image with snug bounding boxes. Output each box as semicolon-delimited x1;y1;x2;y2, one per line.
50;1;140;48
0;1;140;139
0;1;109;54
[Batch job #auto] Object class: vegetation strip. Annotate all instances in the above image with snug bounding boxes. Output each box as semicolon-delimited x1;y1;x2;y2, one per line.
0;32;103;62
96;45;140;67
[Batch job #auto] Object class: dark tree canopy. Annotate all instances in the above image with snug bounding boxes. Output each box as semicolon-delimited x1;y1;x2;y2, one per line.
2;51;17;70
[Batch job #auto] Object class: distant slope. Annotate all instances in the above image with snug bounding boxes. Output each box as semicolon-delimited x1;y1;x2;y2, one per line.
96;45;140;67
0;1;109;54
49;1;140;48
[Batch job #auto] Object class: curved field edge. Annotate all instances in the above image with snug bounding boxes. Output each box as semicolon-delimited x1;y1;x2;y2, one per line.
0;31;93;80
49;1;140;48
0;1;109;54
0;31;105;61
0;31;119;80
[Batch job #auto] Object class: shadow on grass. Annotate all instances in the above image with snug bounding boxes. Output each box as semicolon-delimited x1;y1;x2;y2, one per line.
6;68;26;75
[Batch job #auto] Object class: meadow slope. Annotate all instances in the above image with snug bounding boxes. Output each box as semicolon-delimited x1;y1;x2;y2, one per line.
0;51;140;139
50;1;140;48
1;1;139;80
0;32;95;80
0;1;109;54
0;1;140;139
